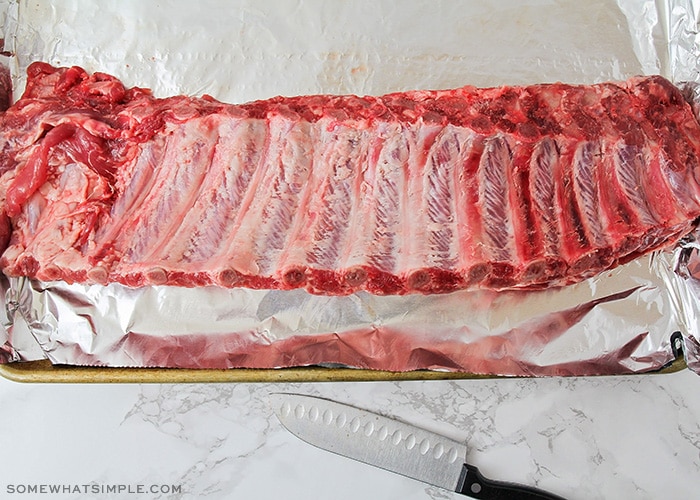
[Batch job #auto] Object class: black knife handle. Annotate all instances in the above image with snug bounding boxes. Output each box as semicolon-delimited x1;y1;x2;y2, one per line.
457;464;567;500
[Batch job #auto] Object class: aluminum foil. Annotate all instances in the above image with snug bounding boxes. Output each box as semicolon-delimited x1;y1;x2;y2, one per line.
1;0;700;376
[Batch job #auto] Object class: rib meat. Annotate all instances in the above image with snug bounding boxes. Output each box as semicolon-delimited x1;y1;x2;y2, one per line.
0;62;699;295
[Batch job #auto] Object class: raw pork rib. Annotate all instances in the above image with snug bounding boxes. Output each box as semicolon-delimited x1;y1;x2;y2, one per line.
0;62;700;295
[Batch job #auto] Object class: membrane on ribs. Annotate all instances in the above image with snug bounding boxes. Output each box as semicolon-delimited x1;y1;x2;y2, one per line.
0;62;699;295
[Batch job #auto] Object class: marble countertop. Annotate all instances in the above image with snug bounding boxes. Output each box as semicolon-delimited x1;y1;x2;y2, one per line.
0;369;699;500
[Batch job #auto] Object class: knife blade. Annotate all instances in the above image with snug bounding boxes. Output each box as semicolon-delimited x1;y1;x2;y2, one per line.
271;393;566;500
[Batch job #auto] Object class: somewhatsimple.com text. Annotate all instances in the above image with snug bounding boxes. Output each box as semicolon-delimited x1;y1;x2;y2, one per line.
6;483;182;495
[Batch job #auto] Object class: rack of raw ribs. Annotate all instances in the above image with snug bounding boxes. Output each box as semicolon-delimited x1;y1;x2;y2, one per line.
0;62;698;296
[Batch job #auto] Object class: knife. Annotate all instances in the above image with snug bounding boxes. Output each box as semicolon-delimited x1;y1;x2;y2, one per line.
271;393;566;500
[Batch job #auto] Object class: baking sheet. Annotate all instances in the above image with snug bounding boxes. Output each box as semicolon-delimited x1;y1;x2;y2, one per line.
2;0;700;377
0;356;687;384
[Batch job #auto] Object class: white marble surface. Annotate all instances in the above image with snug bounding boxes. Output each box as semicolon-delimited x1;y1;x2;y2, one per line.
0;369;698;500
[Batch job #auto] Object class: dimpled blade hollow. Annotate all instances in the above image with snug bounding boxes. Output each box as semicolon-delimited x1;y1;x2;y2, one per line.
272;394;467;491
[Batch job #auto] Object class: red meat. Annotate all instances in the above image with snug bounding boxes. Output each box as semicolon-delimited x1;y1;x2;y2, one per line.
0;62;699;295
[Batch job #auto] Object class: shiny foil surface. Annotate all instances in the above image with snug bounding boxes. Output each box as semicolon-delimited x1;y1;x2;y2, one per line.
1;0;700;375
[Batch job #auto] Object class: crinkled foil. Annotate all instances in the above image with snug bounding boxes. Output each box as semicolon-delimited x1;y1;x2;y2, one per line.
11;255;686;375
2;0;700;375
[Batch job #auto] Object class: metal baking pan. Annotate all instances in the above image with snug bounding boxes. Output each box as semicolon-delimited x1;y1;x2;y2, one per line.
0;355;686;383
2;1;699;380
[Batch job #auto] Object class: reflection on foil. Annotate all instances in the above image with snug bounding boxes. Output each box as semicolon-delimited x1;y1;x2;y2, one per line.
0;274;17;363
662;231;700;374
0;252;685;376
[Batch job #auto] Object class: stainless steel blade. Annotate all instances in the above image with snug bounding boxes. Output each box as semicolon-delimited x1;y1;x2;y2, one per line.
271;393;467;491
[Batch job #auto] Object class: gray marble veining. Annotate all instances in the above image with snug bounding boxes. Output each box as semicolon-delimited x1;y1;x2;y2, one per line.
1;371;698;499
